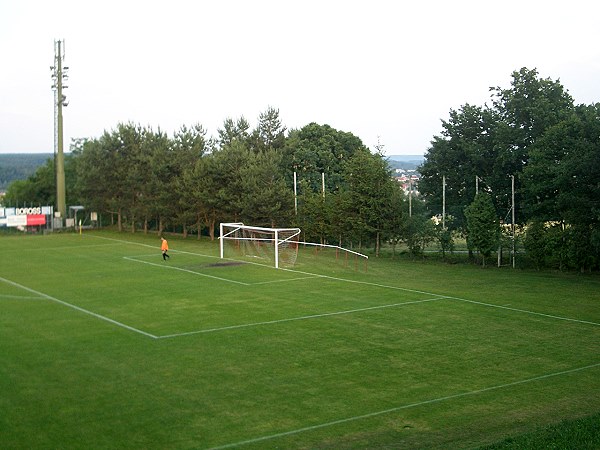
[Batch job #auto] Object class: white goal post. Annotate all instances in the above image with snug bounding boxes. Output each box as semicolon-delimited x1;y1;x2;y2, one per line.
219;223;301;269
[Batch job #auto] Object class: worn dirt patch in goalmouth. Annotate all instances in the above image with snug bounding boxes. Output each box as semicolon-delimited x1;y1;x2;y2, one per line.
205;261;247;268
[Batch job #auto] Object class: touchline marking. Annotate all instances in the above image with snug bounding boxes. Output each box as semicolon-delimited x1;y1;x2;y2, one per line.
123;257;249;285
0;276;158;339
156;297;443;339
209;362;600;449
445;296;600;327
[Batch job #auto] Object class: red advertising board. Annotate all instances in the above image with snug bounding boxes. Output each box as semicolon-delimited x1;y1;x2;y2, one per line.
26;214;46;226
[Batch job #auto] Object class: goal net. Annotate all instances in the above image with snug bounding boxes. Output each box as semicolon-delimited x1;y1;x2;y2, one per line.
219;223;301;269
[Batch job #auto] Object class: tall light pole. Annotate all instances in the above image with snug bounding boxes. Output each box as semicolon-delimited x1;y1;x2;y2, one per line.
51;39;69;222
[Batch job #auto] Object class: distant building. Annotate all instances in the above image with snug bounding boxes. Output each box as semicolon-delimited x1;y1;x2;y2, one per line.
393;168;420;195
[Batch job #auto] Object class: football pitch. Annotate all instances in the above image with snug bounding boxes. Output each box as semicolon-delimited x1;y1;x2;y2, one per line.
1;231;599;449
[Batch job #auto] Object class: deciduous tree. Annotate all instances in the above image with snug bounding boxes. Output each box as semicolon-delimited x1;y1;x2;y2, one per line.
464;192;500;267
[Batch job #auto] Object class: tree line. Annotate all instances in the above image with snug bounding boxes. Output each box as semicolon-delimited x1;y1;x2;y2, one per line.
0;153;52;190
4;109;414;255
4;68;599;271
420;67;600;271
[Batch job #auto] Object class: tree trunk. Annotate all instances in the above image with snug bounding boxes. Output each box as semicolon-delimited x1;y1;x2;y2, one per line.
208;218;215;240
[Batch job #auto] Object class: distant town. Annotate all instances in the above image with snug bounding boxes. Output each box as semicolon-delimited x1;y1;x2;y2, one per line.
386;154;423;195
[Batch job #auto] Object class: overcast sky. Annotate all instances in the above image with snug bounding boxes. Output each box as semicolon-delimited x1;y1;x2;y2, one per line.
1;0;599;156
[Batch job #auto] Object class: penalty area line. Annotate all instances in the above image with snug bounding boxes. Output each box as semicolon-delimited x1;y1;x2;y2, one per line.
156;297;443;339
209;361;600;449
0;276;158;339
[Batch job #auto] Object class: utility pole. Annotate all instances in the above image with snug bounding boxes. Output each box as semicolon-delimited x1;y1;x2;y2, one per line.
511;174;516;268
51;40;69;222
293;171;298;215
408;177;412;217
442;175;446;230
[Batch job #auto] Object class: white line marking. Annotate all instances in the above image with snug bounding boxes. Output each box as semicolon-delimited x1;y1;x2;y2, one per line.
251;275;321;285
121;253;158;259
277;268;600;327
279;267;449;297
87;234;600;330
208;362;600;449
84;234;161;250
123;257;249;285
5;242;119;252
0;276;158;339
444;296;600;327
86;234;221;260
156;297;443;339
0;294;44;300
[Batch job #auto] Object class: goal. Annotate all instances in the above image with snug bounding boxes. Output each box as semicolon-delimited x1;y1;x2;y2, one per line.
219;223;301;269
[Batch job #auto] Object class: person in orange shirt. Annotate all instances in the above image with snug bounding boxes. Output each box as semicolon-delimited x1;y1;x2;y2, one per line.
161;237;170;260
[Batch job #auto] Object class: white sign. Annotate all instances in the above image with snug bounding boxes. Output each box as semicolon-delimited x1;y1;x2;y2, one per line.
15;207;42;215
7;215;27;227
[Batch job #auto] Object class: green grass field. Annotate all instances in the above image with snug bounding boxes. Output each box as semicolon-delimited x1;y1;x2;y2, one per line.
1;230;599;449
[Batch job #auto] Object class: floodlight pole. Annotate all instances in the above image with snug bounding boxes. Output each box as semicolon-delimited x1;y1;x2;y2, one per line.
51;40;68;221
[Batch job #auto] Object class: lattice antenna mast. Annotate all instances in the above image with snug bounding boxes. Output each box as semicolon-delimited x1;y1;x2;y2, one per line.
50;39;69;221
